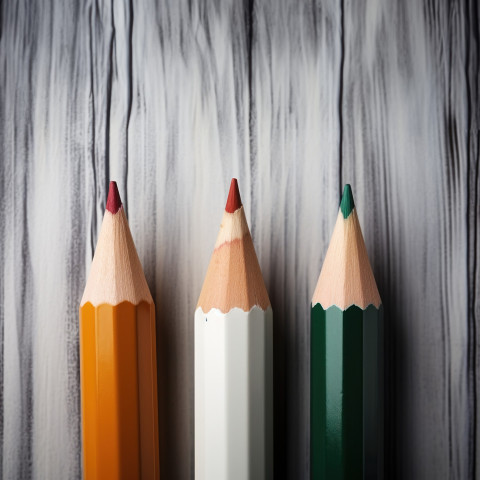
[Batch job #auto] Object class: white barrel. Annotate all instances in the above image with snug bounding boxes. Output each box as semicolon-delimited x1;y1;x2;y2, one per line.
195;306;273;480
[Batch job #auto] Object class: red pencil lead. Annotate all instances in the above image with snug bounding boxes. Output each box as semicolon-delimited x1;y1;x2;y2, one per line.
106;181;122;214
225;178;242;213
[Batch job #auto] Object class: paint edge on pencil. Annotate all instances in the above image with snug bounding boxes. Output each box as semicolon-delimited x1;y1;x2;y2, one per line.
195;305;273;317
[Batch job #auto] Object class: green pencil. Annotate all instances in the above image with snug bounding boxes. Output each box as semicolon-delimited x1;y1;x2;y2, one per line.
311;185;383;479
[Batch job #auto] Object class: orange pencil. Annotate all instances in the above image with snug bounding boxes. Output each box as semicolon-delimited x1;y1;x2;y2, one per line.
79;182;159;479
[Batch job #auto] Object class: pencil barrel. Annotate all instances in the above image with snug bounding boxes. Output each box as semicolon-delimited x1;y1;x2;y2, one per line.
195;307;273;480
310;304;383;479
80;301;160;480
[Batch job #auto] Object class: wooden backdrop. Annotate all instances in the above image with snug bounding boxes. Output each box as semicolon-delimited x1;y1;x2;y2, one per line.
1;0;479;478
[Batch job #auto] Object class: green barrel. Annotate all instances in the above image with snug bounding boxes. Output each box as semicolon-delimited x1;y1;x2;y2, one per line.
311;304;384;479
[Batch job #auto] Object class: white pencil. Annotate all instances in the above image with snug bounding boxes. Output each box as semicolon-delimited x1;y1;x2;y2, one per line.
195;178;273;480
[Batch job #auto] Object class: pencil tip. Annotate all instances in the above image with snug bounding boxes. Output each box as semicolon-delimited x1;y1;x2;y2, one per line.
225;178;242;213
340;184;355;218
106;181;122;214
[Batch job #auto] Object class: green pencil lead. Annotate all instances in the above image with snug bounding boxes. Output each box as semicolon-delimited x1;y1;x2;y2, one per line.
340;184;355;218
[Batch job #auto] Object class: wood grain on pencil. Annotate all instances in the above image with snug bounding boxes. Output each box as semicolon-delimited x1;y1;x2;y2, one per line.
81;183;152;307
312;185;381;310
197;178;270;313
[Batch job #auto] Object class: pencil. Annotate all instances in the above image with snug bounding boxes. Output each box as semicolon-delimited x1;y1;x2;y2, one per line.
310;184;383;479
79;181;160;480
195;178;273;480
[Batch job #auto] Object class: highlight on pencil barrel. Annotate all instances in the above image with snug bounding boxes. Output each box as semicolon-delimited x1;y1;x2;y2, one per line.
310;184;384;479
79;181;160;480
195;178;273;480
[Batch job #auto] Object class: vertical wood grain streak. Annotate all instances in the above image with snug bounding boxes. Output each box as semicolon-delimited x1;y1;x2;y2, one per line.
466;1;480;478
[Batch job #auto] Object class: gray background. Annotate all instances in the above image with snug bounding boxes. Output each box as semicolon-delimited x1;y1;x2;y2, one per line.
1;0;479;478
